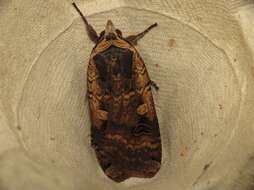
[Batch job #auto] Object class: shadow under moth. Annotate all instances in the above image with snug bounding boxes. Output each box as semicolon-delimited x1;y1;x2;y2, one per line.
73;3;162;182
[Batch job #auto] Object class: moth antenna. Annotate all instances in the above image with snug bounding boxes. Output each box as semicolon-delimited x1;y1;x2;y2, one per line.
72;2;99;43
126;23;158;45
72;2;88;25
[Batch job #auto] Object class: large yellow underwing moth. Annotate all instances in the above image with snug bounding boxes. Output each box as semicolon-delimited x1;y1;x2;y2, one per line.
72;3;162;182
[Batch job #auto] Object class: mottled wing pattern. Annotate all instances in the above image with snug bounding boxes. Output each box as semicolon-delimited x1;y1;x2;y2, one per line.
87;38;161;182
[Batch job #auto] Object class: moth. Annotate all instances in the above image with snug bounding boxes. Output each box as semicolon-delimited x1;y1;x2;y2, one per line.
73;3;162;182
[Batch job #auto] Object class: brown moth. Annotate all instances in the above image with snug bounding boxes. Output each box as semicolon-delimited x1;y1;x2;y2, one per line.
73;3;162;182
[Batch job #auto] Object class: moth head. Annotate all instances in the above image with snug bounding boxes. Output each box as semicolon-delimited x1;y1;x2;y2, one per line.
103;20;122;40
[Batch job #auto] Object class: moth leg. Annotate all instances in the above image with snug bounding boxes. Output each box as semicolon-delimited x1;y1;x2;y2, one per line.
85;90;92;102
150;80;159;91
72;2;99;43
126;23;158;45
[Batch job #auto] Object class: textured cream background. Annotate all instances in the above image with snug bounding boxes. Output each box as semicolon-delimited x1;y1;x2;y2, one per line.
1;0;254;190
